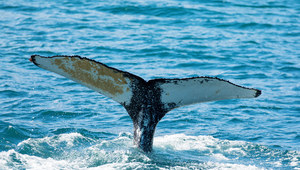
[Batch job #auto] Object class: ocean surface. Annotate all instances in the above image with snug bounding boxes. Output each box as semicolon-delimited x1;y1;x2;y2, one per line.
0;0;299;169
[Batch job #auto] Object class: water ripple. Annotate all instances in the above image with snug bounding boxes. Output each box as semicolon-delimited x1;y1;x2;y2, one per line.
0;0;299;169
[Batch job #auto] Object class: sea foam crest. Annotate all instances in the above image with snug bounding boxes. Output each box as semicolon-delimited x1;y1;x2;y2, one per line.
154;134;247;158
0;133;298;169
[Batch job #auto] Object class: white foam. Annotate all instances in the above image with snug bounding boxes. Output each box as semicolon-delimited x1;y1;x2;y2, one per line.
0;150;74;170
17;132;88;148
154;134;246;156
0;133;297;169
204;161;261;170
154;134;262;169
212;153;229;161
0;149;262;170
90;162;150;170
289;154;299;167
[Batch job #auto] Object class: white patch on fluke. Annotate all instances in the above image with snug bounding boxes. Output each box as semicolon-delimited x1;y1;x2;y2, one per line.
155;77;259;110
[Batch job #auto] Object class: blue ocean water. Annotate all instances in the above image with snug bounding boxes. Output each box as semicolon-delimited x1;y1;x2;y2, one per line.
0;0;299;169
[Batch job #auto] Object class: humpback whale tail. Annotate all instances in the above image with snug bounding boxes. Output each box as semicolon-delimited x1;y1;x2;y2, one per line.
30;55;261;152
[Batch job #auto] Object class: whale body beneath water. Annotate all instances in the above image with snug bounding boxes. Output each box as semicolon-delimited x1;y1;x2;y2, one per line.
30;55;261;152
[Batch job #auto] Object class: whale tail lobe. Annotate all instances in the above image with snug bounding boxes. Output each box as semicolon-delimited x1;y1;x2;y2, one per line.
30;55;146;107
30;55;261;152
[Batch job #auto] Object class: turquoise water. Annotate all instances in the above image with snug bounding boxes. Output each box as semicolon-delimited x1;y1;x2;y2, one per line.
1;0;299;169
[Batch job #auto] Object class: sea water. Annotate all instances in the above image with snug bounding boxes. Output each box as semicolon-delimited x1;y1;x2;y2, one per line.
0;0;299;169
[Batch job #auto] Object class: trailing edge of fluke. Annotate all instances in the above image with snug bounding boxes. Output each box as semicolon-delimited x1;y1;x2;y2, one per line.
30;55;261;152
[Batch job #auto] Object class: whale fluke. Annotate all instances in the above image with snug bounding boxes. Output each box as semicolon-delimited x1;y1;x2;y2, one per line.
30;55;261;152
30;55;145;106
